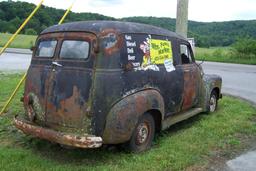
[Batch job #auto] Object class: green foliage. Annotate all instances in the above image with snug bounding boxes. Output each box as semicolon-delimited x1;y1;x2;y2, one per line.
0;1;114;35
232;39;256;60
122;17;256;48
1;1;256;48
25;28;37;35
195;46;256;65
122;16;176;31
0;33;36;49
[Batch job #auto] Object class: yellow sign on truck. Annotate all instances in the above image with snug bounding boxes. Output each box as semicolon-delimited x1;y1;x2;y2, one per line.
150;39;173;64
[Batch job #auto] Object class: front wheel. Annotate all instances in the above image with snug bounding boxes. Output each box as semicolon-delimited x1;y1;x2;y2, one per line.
208;90;218;112
127;114;155;153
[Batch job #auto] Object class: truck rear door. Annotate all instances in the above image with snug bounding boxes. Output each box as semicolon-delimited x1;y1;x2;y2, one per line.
25;32;97;132
46;32;96;130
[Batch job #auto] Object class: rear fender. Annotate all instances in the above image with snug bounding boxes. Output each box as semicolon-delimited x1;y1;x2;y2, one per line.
102;89;164;144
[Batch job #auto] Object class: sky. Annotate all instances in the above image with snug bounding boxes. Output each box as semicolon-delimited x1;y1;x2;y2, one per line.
2;0;256;22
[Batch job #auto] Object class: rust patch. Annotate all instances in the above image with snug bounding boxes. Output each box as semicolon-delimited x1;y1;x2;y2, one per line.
46;86;91;132
14;116;102;148
103;89;164;144
100;29;123;56
182;65;197;111
27;93;45;122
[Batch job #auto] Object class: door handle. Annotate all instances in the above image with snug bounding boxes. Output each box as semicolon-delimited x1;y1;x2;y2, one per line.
184;69;190;72
52;61;62;67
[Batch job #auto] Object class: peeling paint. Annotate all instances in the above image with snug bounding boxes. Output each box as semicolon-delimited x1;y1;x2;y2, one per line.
14;116;102;148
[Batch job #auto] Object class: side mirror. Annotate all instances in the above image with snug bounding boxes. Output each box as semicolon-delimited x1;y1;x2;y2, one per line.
196;58;205;66
199;59;205;65
196;58;205;76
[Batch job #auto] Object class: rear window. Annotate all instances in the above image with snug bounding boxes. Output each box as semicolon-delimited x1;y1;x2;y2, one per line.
60;40;89;59
36;40;57;57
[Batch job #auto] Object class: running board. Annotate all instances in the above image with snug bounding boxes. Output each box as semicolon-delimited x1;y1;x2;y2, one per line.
162;108;203;130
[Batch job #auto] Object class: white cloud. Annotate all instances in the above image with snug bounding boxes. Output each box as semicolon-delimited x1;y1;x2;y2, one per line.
1;0;256;21
88;0;124;7
189;0;256;21
74;0;177;19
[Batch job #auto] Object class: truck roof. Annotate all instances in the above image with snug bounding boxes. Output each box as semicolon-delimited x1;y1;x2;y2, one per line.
41;20;184;39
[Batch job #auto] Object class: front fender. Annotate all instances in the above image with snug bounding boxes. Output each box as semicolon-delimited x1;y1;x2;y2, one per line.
201;74;222;111
102;89;164;144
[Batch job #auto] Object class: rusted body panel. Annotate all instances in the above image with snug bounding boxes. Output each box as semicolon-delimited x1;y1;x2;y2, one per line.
14;116;102;148
23;32;97;135
15;21;222;148
103;89;164;144
201;74;222;111
178;63;200;111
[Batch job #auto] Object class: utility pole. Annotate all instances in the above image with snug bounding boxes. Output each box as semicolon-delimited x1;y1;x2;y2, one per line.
176;0;189;38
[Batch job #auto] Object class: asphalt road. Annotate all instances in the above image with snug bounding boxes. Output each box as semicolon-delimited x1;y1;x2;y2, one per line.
202;61;256;104
0;52;31;72
0;52;256;171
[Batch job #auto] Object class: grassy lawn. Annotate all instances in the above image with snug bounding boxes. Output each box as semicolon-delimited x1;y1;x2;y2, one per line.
195;47;256;65
0;33;37;49
0;73;256;170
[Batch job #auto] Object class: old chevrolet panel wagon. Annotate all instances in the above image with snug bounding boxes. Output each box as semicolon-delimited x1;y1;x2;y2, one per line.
15;21;222;152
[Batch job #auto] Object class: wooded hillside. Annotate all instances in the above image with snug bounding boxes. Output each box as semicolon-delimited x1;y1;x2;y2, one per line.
1;1;256;47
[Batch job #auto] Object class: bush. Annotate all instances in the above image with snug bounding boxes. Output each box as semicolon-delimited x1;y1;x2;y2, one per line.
232;39;256;59
212;48;223;58
25;28;37;35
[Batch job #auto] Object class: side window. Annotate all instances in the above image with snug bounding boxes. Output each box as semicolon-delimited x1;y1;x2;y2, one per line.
180;44;193;64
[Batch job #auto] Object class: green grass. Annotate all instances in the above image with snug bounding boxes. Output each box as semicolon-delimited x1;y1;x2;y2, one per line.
0;33;37;49
0;73;256;171
195;47;256;65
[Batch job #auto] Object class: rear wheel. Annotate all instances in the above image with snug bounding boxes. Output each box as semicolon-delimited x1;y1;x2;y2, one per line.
127;114;155;153
209;90;218;112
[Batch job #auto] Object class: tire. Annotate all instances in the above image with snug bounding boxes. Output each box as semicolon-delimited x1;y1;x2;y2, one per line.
208;90;218;112
127;114;155;153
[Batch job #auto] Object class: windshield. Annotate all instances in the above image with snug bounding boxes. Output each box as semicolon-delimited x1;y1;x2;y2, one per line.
60;40;89;59
35;40;57;58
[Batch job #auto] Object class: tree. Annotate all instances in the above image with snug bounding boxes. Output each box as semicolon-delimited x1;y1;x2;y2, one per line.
232;39;256;59
25;28;37;35
1;1;256;48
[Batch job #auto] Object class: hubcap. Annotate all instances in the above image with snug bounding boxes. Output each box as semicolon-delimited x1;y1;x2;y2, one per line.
210;95;217;112
136;123;149;145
